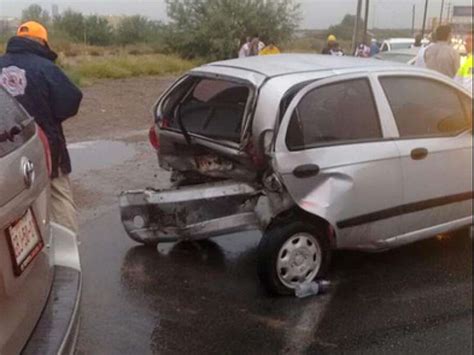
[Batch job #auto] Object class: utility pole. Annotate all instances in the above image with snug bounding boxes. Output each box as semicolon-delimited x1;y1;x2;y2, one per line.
363;0;370;44
439;0;445;24
412;5;416;36
421;0;429;38
446;2;452;23
352;0;363;54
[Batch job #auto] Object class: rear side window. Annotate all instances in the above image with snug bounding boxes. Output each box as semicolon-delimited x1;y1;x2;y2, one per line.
380;77;470;137
286;79;382;150
162;77;250;143
0;88;35;158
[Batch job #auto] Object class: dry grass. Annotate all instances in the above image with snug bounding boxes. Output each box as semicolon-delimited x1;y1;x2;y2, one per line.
61;54;198;85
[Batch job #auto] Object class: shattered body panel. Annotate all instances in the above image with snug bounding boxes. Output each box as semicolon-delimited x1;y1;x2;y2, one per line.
120;182;262;244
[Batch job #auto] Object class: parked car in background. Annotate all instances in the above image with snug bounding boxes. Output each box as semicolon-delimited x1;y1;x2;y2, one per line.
120;54;473;295
380;38;429;52
375;48;420;65
0;87;81;354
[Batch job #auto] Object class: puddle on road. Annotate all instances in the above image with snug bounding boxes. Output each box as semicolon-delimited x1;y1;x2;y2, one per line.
68;140;137;175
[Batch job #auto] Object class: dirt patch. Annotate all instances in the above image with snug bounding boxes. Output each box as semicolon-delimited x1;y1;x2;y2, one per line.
64;76;176;142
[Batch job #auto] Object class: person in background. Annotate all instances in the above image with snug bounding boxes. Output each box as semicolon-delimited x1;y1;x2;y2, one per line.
456;34;472;93
415;31;436;68
424;25;460;78
322;34;338;54
259;40;281;56
412;34;423;48
355;42;371;58
239;37;252;58
249;35;265;56
369;38;380;57
0;21;83;234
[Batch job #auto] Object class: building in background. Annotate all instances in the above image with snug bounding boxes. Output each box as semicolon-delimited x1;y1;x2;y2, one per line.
451;6;472;35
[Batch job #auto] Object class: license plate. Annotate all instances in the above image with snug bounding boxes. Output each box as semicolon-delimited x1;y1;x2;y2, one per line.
6;209;44;276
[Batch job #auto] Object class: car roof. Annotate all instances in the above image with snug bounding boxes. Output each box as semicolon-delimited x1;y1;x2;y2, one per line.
205;54;408;79
384;38;415;43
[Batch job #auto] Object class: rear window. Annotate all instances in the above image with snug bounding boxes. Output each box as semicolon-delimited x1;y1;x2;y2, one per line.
161;77;251;143
0;87;35;158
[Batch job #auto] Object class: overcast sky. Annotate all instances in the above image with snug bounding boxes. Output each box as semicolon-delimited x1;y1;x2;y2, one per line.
0;0;472;29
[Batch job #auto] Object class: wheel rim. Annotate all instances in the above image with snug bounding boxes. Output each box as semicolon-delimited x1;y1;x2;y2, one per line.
276;233;322;289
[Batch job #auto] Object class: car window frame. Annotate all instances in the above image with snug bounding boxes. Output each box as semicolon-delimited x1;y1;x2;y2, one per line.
378;73;473;140
275;73;394;154
283;77;384;152
155;72;256;149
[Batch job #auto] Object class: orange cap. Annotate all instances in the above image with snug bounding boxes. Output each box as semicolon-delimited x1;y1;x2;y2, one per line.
17;21;48;43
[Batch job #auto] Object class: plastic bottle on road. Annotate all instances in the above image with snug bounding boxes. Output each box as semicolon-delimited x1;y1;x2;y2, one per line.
294;280;331;298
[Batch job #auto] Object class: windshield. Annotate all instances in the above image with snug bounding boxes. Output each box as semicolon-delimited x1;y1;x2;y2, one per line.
390;42;414;50
378;53;414;63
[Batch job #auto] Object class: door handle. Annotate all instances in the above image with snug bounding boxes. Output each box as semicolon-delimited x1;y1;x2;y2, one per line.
411;148;429;161
293;164;320;178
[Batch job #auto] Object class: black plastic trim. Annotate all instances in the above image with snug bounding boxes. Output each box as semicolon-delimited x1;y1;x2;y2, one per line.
22;266;81;355
337;191;474;229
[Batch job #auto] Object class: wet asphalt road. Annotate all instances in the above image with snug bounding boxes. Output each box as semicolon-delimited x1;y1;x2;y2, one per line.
72;140;473;355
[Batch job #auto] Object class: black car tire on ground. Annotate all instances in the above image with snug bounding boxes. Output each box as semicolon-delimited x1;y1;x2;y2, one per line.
257;219;331;296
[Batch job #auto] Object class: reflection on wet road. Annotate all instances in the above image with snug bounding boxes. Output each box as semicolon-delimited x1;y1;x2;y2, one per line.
69;141;137;175
77;208;472;354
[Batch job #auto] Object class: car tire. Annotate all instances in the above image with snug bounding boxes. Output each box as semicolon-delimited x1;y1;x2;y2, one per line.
257;219;331;296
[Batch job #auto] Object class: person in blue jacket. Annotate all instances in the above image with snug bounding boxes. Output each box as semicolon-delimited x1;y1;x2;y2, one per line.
0;21;83;234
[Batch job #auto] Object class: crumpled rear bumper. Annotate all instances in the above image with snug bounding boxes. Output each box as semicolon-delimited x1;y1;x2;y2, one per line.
119;181;262;244
22;223;81;355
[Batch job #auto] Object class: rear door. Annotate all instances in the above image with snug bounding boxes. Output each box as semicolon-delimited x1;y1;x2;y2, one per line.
274;74;403;250
0;88;52;354
379;75;473;235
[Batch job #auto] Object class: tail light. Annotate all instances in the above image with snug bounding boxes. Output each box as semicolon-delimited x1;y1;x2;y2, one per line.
149;125;160;150
37;125;52;176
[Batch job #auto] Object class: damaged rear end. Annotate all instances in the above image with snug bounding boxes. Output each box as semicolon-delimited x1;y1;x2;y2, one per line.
120;182;261;245
120;69;268;244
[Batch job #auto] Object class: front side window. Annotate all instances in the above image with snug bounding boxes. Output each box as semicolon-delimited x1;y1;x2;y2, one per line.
286;79;382;150
380;77;470;137
161;77;250;143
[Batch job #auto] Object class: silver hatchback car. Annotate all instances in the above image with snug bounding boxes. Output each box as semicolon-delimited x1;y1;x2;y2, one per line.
0;87;81;353
120;54;473;295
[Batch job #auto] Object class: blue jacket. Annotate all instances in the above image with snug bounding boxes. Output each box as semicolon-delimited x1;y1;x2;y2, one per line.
0;36;82;178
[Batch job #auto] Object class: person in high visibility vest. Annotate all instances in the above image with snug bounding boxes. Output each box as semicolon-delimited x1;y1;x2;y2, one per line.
259;40;281;56
456;34;472;93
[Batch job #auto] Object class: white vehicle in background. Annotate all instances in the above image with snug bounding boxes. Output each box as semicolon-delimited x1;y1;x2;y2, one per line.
380;38;428;52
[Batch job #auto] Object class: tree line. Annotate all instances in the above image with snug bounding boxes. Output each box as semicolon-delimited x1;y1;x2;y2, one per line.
16;0;300;60
20;4;164;46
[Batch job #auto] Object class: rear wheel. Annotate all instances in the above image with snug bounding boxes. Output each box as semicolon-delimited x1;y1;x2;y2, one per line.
257;219;331;296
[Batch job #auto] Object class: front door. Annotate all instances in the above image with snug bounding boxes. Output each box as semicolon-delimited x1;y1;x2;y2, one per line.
379;75;473;235
274;75;403;250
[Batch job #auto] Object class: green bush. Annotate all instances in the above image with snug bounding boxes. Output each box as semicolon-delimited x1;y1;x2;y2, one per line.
164;0;301;60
